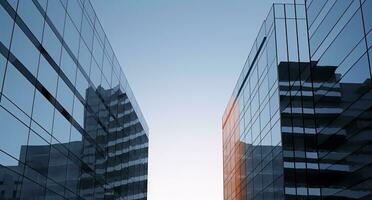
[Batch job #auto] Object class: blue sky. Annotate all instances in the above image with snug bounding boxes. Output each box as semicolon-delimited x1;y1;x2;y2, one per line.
91;1;291;199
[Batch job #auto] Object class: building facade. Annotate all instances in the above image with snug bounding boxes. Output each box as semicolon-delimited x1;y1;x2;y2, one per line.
222;1;372;200
0;0;148;199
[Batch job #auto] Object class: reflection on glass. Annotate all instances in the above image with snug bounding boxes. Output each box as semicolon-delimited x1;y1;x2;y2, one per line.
223;2;372;200
0;0;148;199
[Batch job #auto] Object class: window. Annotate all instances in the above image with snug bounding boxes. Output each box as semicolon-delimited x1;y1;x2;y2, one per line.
0;5;14;48
11;26;39;76
42;24;62;64
286;19;299;62
52;110;71;144
73;97;84;127
60;48;77;83
78;40;92;75
17;0;44;41
271;120;281;146
67;0;83;28
81;15;94;49
46;147;67;197
37;56;58;96
30;120;52;144
69;126;81;143
6;0;18;10
275;19;288;63
311;1;359;58
2;63;35;116
32;91;55;133
56;79;74;114
93;35;104;66
362;0;372;33
90;60;102;87
102;55;112;84
340;54;370;84
368;31;372;49
46;0;66;34
34;0;47;11
270;89;279;118
297;20;309;62
260;102;270;131
0;55;6;94
259;75;269;102
20;174;47;199
26;131;50;173
95;20;105;46
318;11;364;67
75;69;89;99
63;16;80;56
307;0;328;25
0;106;29;165
266;31;276;66
83;1;97;25
268;62;278;90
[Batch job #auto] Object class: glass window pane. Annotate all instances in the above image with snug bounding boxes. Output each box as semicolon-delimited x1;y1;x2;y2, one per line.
102;55;112;83
3;63;35;116
69;126;81;143
26;130;51;179
52;111;71;144
297;20;309;62
37;56;58;96
83;1;96;25
63;16;80;56
275;19;288;63
56;79;74;114
75;69;89;99
0;158;22;199
362;0;372;33
17;0;44;41
60;48;77;83
20;171;47;199
6;0;18;10
11;26;39;76
0;106;29;165
67;0;83;28
271;120;281;146
318;11;364;67
0;55;7;94
30;120;52;145
46;0;66;34
340;54;370;84
81;15;93;49
286;19;299;62
0;5;14;48
90;60;101;87
47;147;67;197
93;35;103;66
42;24;62;64
32;91;55;133
73;97;84;127
78;40;91;75
34;0;48;11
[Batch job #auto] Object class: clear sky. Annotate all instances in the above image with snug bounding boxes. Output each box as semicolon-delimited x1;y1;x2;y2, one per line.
91;1;291;199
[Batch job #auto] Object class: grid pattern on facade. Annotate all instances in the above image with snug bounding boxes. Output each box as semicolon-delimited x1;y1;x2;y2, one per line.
222;4;308;200
223;0;372;200
0;0;148;199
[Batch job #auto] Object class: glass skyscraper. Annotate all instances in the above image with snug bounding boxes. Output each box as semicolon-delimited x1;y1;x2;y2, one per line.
223;1;372;199
0;0;148;199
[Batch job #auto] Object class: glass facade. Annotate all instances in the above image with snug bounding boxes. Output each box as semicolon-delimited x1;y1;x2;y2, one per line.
0;0;148;199
223;1;372;200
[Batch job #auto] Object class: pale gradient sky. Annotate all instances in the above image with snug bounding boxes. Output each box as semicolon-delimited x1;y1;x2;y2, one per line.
91;1;291;199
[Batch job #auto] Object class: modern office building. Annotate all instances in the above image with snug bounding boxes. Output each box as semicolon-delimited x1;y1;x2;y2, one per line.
222;1;372;200
0;0;149;199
